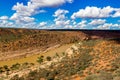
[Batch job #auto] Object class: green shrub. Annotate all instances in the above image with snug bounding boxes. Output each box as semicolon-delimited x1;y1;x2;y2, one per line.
10;63;21;70
0;67;4;73
37;56;44;64
85;72;113;80
46;56;52;61
85;74;99;80
3;65;10;71
10;74;20;80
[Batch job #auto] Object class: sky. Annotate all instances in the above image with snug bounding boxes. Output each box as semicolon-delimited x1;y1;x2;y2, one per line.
0;0;120;29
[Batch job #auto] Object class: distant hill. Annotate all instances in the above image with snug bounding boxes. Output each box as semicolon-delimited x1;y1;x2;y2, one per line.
0;28;120;52
0;28;120;80
0;28;88;53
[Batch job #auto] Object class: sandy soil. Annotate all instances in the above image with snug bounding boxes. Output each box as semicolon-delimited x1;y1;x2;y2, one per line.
0;44;60;61
0;44;73;67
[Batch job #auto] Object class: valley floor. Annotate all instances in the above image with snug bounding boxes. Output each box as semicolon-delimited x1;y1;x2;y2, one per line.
0;43;73;67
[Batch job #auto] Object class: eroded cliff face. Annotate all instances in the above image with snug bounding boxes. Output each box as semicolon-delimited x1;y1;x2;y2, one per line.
0;28;120;62
1;29;120;52
4;39;120;80
0;29;88;52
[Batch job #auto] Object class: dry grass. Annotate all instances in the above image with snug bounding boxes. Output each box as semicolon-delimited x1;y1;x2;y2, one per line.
0;44;72;67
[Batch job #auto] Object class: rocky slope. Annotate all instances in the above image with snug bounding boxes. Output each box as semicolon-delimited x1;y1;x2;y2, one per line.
4;39;120;80
1;28;120;52
0;28;120;61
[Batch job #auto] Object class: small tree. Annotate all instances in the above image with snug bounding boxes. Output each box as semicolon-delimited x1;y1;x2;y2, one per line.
0;67;4;73
11;63;20;70
46;56;52;61
3;65;10;71
10;74;20;80
3;65;8;70
37;56;44;64
55;53;59;58
62;52;65;56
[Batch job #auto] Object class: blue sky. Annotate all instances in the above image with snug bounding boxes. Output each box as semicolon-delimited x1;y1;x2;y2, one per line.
0;0;120;29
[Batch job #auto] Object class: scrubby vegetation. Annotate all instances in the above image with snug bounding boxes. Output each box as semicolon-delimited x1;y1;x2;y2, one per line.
10;47;93;80
0;62;34;76
7;39;120;80
0;29;86;52
0;29;120;80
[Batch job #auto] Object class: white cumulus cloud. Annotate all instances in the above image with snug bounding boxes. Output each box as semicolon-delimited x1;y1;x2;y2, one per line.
89;19;106;25
112;9;120;17
71;6;114;19
10;0;73;24
0;16;9;20
39;22;47;27
97;23;113;29
31;0;73;7
74;20;87;28
53;9;70;28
